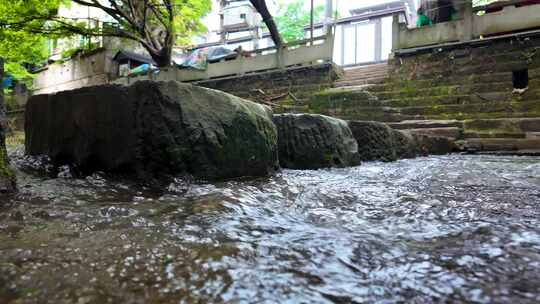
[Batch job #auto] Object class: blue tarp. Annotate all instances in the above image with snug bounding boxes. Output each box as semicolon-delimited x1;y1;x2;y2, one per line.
173;46;237;70
1;76;13;89
128;64;150;76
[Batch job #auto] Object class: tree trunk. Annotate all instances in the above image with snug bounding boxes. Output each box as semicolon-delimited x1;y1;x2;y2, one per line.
421;0;454;23
0;58;16;193
250;0;283;48
149;48;172;68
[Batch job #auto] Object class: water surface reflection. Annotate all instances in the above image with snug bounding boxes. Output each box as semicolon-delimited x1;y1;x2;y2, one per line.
1;153;540;303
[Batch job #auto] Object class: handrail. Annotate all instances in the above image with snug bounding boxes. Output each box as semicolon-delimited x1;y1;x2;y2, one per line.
473;0;529;12
113;33;334;85
243;35;329;56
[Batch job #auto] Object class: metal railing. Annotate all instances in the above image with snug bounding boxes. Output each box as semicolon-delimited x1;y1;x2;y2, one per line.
114;32;335;85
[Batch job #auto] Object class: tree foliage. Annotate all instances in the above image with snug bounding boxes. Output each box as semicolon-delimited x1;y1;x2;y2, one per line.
1;0;211;67
473;0;499;6
0;1;62;82
274;0;324;43
249;0;283;48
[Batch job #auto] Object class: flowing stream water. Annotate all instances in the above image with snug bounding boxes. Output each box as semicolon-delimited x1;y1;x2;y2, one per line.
1;147;540;303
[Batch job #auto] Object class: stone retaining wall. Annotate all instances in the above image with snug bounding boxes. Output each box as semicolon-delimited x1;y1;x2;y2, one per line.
304;32;540;123
193;63;342;112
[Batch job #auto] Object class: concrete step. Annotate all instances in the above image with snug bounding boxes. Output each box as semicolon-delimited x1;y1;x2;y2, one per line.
387;119;463;130
334;77;388;87
402;60;540;81
460;138;540;151
463;131;526;139
463;117;540;133
344;66;387;72
344;63;388;72
407;127;462;140
371;82;531;100
474;150;540;156
341;69;387;75
526;132;540;139
380;92;519;108
344;68;388;75
364;69;540;92
341;73;389;82
398;100;540;117
423;111;540;121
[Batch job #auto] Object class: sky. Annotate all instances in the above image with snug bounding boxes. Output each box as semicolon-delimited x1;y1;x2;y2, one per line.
202;0;418;33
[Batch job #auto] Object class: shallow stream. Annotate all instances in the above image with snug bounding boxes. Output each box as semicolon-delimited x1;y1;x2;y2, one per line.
1;148;540;303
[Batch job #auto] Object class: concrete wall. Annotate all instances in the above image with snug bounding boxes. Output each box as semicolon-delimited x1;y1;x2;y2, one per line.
194;63;341;112
33;49;114;95
394;3;540;50
33;37;147;97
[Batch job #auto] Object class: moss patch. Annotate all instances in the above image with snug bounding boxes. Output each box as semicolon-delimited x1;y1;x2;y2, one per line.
0;145;14;180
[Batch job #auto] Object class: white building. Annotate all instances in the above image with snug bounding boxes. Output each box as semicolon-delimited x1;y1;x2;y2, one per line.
311;0;416;66
193;0;416;67
47;4;114;61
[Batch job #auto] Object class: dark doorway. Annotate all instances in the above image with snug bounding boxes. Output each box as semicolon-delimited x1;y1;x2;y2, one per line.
513;69;529;89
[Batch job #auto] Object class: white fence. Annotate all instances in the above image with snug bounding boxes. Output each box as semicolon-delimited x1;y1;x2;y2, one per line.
392;1;540;50
114;34;334;85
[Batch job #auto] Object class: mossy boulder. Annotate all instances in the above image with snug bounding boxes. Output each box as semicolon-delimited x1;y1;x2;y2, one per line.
273;114;361;169
347;121;399;162
393;130;456;158
25;81;279;180
348;120;456;161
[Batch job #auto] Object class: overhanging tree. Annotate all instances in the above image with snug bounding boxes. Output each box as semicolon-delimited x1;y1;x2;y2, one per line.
249;0;283;48
0;1;61;81
274;0;324;43
1;0;211;67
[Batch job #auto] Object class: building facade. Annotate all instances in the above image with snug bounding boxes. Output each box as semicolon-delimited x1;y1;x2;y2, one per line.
193;0;416;67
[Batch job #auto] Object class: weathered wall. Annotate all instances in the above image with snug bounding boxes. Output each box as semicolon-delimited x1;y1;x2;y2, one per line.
32;49;114;95
193;63;342;112
306;33;540;123
30;36;150;99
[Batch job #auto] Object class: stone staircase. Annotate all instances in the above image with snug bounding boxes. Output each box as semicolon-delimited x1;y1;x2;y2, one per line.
334;63;390;87
308;58;540;154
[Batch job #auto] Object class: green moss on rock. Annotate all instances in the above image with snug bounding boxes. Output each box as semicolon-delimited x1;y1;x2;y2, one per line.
0;141;15;193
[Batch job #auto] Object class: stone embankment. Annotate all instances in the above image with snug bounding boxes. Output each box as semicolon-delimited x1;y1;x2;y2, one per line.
273;114;361;169
298;34;540;154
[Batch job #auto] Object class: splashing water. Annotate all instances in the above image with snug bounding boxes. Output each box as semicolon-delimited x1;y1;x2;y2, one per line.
1;151;540;303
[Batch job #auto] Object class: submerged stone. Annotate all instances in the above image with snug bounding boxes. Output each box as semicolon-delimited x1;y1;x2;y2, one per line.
273;113;361;169
348;120;456;161
25;81;279;180
393;129;456;158
348;121;399;162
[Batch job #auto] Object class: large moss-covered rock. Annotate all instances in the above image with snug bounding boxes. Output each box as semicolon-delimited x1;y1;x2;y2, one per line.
273;114;361;169
348;120;456;161
393;130;456;158
25;81;279;180
348;121;399;162
392;130;421;159
413;133;457;155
